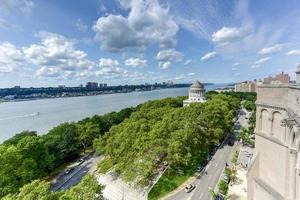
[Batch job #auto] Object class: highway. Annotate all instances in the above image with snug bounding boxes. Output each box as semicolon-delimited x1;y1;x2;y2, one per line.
51;154;103;192
165;110;247;200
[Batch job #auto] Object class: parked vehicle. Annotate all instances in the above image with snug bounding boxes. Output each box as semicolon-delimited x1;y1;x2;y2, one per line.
215;194;224;200
223;174;230;183
228;140;234;146
185;184;196;193
197;165;204;173
64;167;74;175
76;159;84;166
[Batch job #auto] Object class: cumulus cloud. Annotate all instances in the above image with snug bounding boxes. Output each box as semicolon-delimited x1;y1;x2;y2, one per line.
23;32;95;78
158;61;171;69
254;57;271;65
188;72;195;76
233;62;240;66
287;49;300;56
258;44;283;55
156;49;183;69
212;27;249;45
184;59;192;66
125;58;147;68
96;58;130;78
156;49;183;62
0;42;25;73
93;0;179;52
201;51;217;61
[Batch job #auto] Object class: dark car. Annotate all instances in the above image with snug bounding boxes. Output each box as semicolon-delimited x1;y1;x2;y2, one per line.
215;194;224;200
197;165;204;173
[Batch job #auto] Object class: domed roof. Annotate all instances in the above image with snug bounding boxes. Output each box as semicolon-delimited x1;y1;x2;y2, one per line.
191;80;204;89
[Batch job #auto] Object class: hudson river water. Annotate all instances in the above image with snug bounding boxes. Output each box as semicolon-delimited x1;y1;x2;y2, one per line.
0;85;226;142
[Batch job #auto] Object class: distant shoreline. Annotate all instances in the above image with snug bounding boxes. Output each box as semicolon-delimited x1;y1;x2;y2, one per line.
0;83;233;104
0;86;189;103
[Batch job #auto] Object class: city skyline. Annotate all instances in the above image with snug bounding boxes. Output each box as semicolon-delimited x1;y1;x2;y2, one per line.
1;0;300;87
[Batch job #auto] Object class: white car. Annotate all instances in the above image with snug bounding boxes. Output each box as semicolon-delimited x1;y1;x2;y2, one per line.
185;184;196;193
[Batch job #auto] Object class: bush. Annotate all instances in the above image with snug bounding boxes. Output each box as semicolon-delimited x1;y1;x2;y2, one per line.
218;180;229;195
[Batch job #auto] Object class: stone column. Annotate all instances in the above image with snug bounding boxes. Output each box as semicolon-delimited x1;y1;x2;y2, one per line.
288;149;297;200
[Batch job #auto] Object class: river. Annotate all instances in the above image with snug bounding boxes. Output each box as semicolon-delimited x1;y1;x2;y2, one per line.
0;84;227;142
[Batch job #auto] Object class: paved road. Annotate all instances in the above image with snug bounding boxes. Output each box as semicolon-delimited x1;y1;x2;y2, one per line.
51;155;103;192
166;110;247;200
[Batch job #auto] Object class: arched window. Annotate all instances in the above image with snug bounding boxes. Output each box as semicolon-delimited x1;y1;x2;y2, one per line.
261;109;270;134
272;112;285;142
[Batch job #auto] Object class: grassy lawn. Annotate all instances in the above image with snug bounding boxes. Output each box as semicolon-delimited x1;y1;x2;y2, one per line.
148;151;207;200
148;168;194;200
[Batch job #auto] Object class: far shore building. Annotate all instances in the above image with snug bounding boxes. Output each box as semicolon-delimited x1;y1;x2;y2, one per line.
247;64;300;200
235;72;291;93
234;81;257;93
183;80;206;107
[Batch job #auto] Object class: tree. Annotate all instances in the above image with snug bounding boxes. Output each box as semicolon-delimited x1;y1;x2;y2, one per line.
3;131;37;146
2;180;60;200
218;180;229;195
60;175;104;200
77;122;100;153
44;123;81;169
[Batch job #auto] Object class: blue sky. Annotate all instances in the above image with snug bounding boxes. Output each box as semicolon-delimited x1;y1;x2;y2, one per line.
0;0;300;87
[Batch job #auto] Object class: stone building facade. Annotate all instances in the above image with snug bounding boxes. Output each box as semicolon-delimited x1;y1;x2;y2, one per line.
247;64;300;200
183;80;206;106
234;81;257;93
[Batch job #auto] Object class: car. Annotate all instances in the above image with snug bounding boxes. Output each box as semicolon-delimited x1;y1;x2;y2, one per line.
184;184;196;193
223;174;230;183
64;167;74;175
215;194;224;200
228;140;234;146
197;165;204;173
76;159;84;166
163;161;168;166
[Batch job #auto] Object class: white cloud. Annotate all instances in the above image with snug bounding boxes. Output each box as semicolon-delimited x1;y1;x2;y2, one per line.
125;58;147;68
95;58;147;81
201;51;217;61
35;67;61;78
156;49;183;69
287;49;300;56
156;49;183;62
233;62;240;66
73;18;88;32
0;42;25;73
188;72;195;76
184;59;192;65
158;61;171;69
0;0;34;13
212;27;249;45
93;0;178;52
254;57;271;65
232;67;238;71
23;32;95;78
258;44;283;55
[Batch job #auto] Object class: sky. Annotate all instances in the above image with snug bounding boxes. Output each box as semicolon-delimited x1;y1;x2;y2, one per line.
0;0;300;87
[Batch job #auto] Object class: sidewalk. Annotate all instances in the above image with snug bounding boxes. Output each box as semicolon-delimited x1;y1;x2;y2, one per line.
227;146;253;200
